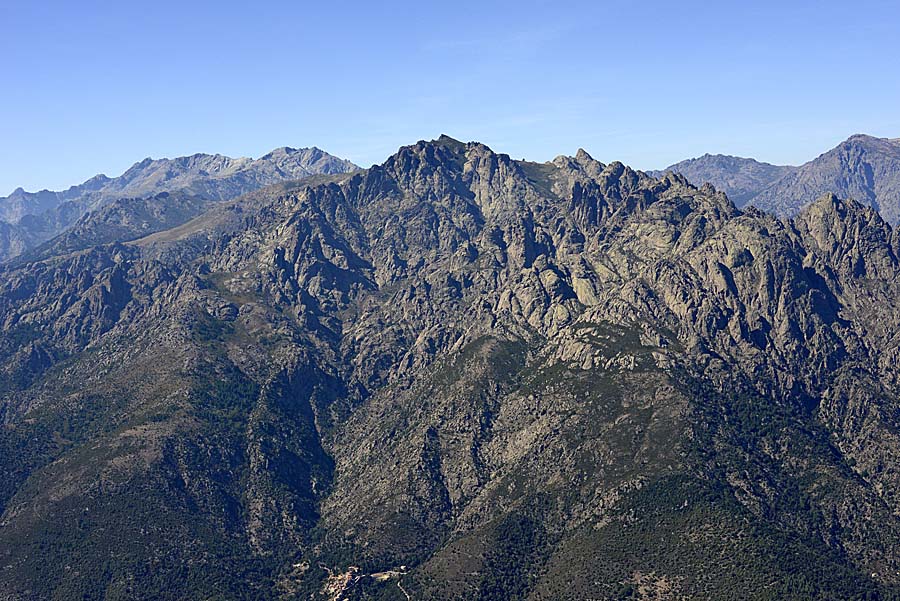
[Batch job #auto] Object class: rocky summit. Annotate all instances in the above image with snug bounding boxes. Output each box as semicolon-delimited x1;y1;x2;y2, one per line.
3;136;900;600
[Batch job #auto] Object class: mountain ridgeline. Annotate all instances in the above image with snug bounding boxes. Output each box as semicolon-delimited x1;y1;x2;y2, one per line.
753;134;900;223
659;134;900;223
0;147;358;262
2;136;900;600
650;153;796;206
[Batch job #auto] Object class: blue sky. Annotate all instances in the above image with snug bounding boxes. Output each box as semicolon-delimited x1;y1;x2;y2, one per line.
2;0;899;194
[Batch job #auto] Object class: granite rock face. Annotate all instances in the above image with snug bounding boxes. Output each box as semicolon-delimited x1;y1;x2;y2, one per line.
2;137;900;599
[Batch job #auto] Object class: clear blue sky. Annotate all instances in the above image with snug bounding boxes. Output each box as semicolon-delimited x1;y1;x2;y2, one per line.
2;0;899;194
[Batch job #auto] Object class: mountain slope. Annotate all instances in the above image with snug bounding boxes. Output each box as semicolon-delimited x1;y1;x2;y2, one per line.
751;134;900;222
15;191;213;263
0;147;358;261
0;174;112;224
2;137;900;600
653;154;796;206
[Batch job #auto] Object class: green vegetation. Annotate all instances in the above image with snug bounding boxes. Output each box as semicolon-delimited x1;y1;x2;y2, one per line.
530;473;895;600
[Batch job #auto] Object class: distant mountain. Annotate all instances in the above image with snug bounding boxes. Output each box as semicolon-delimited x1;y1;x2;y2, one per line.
86;147;358;204
652;154;796;207
0;174;112;224
0;221;37;261
657;135;900;224
17;191;213;263
752;134;900;223
0;147;358;261
4;136;900;599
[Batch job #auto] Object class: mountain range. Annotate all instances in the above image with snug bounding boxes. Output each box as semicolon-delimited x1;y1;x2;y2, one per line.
650;154;796;207
3;135;900;600
656;134;900;223
0;147;358;261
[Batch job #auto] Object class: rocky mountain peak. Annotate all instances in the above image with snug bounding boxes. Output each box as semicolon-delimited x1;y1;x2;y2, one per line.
845;133;895;146
800;191;859;216
574;148;593;162
262;145;300;157
435;133;465;147
82;173;112;187
795;192;898;279
658;169;692;188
